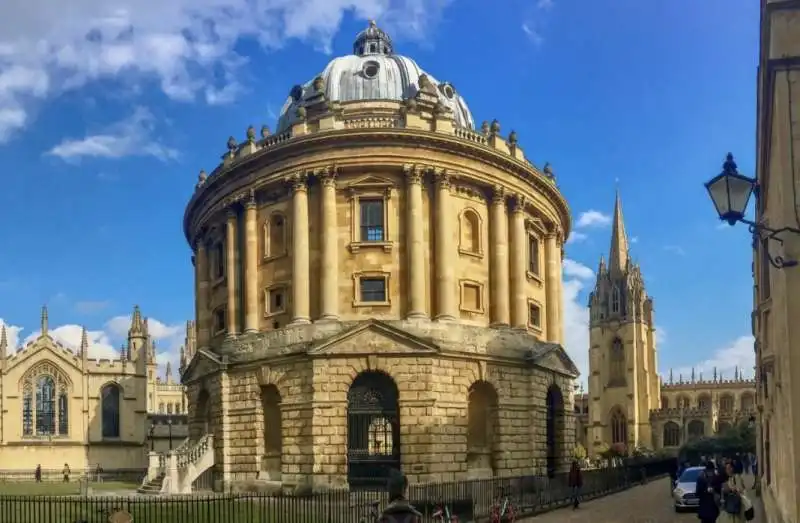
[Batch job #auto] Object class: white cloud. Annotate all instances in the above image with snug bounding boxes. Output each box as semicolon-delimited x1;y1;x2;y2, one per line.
47;107;178;161
575;210;611;228
676;335;755;380
663;244;686;256
521;24;543;45
566;231;588;245
561;258;594;385
0;0;451;142
0;313;184;376
630;236;639;244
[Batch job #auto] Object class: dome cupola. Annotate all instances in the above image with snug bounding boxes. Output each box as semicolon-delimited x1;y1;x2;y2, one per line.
353;20;394;56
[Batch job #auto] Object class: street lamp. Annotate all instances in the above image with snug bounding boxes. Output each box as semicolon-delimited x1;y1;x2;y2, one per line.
705;153;800;269
168;419;173;451
148;423;155;451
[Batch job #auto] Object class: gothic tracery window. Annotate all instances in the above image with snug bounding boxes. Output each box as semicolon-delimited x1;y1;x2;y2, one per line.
608;338;626;386
610;407;627;445
21;363;70;437
611;286;620;313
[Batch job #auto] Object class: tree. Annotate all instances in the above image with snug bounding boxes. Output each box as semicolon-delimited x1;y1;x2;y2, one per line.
573;444;587;460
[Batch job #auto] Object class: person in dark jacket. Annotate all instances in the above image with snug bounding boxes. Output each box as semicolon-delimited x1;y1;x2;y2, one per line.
568;460;583;509
380;471;422;523
696;461;720;523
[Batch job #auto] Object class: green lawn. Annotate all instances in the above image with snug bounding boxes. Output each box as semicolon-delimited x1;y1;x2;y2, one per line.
0;481;140;496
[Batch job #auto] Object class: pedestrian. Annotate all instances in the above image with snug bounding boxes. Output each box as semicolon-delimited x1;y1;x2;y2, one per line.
62;463;70;483
696;461;720;523
568;460;583;509
751;455;758;489
719;461;748;523
379;471;422;523
34;464;41;483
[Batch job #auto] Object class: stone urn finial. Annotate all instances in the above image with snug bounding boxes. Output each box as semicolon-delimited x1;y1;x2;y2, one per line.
543;162;554;178
481;121;490;135
295;106;307;120
261;125;271;138
490;119;500;134
226;136;238;152
246;125;256;142
508;130;518;145
197;169;207;186
312;75;325;92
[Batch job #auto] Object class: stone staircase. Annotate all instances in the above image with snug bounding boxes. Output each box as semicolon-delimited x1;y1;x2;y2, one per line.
137;473;165;495
143;433;215;495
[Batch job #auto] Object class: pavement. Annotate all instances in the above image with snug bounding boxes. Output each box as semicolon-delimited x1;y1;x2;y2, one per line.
518;475;761;523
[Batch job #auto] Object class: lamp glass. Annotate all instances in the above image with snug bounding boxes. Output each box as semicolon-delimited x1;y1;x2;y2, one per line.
705;171;755;223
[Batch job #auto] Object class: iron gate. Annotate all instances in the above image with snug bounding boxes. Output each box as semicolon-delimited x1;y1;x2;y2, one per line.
347;372;401;488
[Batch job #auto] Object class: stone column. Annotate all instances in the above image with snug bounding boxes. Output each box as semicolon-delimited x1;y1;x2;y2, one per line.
509;195;528;328
225;209;238;336
544;232;560;342
194;238;211;347
319;168;339;321
556;230;564;344
243;192;259;333
406;166;427;318
490;187;510;326
290;174;311;324
434;171;456;321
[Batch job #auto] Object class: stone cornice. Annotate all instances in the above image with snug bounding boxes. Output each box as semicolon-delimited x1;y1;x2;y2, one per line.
183;129;571;245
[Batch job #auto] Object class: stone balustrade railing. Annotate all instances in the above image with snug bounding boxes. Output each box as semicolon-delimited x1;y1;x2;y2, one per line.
176;433;213;469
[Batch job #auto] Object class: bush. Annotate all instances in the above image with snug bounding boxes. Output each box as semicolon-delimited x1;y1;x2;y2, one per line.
573;444;587;460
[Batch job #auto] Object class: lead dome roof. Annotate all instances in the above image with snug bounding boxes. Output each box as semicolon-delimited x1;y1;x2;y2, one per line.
276;21;475;133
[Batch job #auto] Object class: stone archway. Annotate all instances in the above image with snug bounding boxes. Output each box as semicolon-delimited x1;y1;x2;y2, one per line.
195;389;210;437
466;381;498;477
688;420;705;439
546;384;565;477
259;385;282;481
346;371;400;488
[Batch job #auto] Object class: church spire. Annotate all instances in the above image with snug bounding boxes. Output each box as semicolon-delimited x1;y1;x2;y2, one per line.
608;191;630;276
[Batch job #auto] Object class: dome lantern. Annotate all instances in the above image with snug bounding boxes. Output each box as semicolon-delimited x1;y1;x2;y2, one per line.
353;20;394;56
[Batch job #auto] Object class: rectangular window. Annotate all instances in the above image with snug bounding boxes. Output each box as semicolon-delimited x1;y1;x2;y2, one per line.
213;308;226;334
213;243;225;280
268;288;285;314
360;278;387;302
528;235;540;275
463;283;481;311
528;303;541;328
359;199;385;242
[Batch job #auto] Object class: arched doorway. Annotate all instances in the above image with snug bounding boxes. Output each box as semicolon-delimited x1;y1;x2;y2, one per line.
546;384;564;477
347;371;400;488
260;385;282;481
663;421;680;447
196;389;210;437
466;381;498;476
688;420;705;439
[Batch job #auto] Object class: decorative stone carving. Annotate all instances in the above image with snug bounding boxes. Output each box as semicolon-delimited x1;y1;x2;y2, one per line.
244;189;256;209
408;166;425;185
491;185;506;204
433;170;452;189
261;125;272;138
246;126;256;143
318;167;337;187
227;136;238;152
287;173;308;193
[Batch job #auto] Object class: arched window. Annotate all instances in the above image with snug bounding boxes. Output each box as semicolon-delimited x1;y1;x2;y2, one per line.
159;402;164;414
167;403;173;414
58;391;69;435
608;338;626;386
663;422;681;447
36;376;56;435
611;286;620;313
265;213;287;258
661;396;669;409
698;395;711;410
459;209;482;255
23;384;33;436
610;408;627;445
720;395;734;414
101;384;121;439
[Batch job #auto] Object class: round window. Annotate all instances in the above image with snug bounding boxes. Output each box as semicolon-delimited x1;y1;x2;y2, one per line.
363;62;379;79
443;84;455;99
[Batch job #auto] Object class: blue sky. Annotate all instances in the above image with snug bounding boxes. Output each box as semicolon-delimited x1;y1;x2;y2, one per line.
0;0;758;382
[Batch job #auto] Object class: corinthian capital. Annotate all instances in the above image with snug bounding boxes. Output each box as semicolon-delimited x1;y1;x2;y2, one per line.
491;185;506;205
318;166;338;188
407;165;425;185
244;189;257;209
433;169;452;190
287;173;308;193
510;194;527;213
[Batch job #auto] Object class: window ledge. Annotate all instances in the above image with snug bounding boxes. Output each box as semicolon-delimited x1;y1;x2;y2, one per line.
262;253;288;264
527;323;543;334
349;241;392;254
264;309;286;319
459;306;485;315
458;248;484;259
526;271;543;285
353;300;391;308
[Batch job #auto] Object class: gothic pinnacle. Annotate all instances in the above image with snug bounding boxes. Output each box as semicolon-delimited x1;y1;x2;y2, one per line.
41;306;48;335
80;326;88;357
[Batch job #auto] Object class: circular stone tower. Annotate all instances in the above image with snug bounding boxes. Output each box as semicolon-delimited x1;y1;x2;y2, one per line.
182;20;578;492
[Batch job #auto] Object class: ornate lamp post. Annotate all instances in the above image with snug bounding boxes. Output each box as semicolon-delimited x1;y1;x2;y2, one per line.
168;418;174;451
705;153;800;268
149;423;155;451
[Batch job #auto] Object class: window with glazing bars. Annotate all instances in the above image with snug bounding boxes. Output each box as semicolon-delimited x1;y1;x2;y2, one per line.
360;278;386;302
359;199;384;241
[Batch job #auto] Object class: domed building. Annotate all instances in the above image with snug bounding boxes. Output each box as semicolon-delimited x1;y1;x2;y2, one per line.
177;21;578;493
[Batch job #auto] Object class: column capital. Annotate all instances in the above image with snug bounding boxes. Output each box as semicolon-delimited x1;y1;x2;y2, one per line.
318;166;338;188
433;169;452;190
226;207;238;219
491;185;506;205
407;165;426;185
510;194;527;213
287;173;308;193
243;189;257;209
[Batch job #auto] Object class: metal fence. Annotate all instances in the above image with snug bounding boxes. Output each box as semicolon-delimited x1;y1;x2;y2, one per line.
0;469;145;484
0;458;672;523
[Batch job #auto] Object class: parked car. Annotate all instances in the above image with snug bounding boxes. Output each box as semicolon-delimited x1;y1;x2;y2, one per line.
673;466;703;512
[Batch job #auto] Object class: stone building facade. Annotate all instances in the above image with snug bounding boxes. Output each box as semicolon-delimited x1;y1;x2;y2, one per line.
179;21;580;491
573;193;756;455
753;2;800;522
0;306;188;471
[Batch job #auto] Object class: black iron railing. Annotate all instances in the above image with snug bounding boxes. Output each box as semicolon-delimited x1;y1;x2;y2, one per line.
0;458;672;522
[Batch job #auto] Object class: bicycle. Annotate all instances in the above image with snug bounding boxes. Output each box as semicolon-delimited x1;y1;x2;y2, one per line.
489;487;517;523
354;499;381;523
432;500;460;522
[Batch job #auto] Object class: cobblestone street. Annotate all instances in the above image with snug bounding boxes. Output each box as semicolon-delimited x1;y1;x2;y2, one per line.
519;476;762;523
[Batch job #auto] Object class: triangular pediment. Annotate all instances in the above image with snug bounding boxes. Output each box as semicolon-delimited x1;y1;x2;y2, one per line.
180;348;223;383
5;335;82;375
308;320;440;356
345;175;395;189
532;344;580;378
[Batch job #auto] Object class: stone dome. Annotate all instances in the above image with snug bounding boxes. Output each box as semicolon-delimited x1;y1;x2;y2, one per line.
276;21;475;133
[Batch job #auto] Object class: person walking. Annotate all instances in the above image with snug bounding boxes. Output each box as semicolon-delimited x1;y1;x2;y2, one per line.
380;471;422;523
696;461;720;523
62;463;71;483
568;460;583;509
719;461;748;523
34;464;41;483
751;455;758;489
